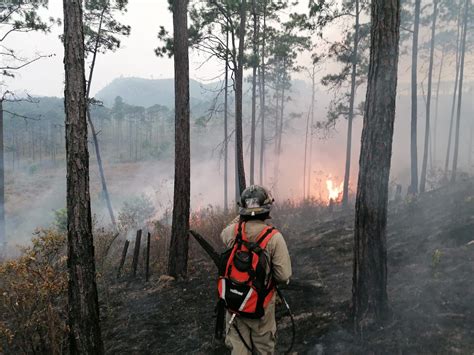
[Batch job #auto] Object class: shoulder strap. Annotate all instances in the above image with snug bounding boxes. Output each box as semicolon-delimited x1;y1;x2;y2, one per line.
234;220;248;243
256;227;278;249
243;226;278;253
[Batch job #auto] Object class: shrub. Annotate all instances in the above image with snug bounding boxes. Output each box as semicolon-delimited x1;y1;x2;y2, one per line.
118;194;156;233
0;229;68;354
53;208;67;233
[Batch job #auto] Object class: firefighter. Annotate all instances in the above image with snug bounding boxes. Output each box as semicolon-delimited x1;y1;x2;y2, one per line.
220;185;292;355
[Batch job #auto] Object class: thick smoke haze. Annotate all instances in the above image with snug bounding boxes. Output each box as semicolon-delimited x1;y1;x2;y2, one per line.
2;0;473;250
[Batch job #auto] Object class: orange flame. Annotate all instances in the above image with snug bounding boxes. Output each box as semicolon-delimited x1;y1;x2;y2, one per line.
326;179;343;204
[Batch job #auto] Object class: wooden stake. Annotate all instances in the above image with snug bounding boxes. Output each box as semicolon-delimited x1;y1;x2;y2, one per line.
145;232;151;282
117;239;129;279
131;229;142;278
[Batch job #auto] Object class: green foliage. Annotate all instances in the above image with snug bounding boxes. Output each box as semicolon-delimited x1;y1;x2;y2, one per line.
53;209;68;233
118;195;156;232
316;0;371;131
83;0;131;56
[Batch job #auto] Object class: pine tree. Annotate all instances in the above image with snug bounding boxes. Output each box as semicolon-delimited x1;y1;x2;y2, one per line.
62;0;103;351
167;0;191;278
352;0;401;332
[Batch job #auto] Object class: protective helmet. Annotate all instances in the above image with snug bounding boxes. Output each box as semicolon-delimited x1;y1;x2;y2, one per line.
238;185;274;216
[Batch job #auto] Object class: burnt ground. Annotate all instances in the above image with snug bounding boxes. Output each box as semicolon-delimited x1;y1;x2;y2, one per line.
101;180;474;354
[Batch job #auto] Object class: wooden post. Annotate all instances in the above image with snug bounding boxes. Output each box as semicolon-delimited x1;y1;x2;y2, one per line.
131;229;142;278
145;232;151;282
117;239;130;279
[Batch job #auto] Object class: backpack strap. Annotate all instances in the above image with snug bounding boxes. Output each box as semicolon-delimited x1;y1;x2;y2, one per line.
243;226;278;254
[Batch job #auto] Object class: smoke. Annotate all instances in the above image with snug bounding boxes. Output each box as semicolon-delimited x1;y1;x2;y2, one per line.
4;75;474;252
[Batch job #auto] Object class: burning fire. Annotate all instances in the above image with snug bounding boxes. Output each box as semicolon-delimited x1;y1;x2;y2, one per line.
326;179;343;204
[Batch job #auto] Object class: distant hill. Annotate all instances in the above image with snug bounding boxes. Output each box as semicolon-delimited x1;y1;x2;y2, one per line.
95;77;220;108
94;76;314;109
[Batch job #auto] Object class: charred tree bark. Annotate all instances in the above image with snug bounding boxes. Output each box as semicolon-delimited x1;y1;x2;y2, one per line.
249;0;258;186
0;101;5;251
420;0;439;193
352;0;400;332
451;0;469;183
167;0;191;278
409;0;421;195
235;0;247;195
342;0;360;207
62;0;103;352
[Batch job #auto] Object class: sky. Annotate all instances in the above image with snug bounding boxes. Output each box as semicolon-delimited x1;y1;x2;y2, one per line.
3;0;314;98
4;0;174;97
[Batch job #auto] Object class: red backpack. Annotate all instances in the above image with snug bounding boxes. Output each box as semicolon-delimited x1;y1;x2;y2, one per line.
217;221;279;319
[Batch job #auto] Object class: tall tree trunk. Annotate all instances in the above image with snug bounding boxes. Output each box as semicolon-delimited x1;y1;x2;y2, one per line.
409;0;421;195
62;0;103;352
259;0;267;186
451;0;469;183
0;102;5;252
86;6;116;228
308;67;315;199
87;109;116;227
274;85;280;157
420;0;439;193
224;27;229;213
342;0;360;206
469;123;473;172
352;0;400;331
303;109;310;199
235;0;247;196
432;50;445;168
249;0;258;185
444;6;462;179
168;0;190;278
277;68;286;155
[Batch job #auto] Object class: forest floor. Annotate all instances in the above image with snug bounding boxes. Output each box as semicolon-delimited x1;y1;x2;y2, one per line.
100;178;474;354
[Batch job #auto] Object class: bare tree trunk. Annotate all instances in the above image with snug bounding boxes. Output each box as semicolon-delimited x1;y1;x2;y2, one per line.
168;0;190;278
342;0;360;207
259;0;267;186
303;109;310;199
62;0;103;352
274;86;280;157
249;0;258;186
420;0;439;193
235;0;247;196
85;6;116;228
444;6;462;179
87;109;116;227
352;0;400;332
308;68;315;198
409;0;421;195
432;50;445;168
224;27;229;213
277;70;285;154
451;0;469;183
0;102;5;251
469;123;473;172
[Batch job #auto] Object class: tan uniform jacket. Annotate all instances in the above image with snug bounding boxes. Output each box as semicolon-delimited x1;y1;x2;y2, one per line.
220;219;292;354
